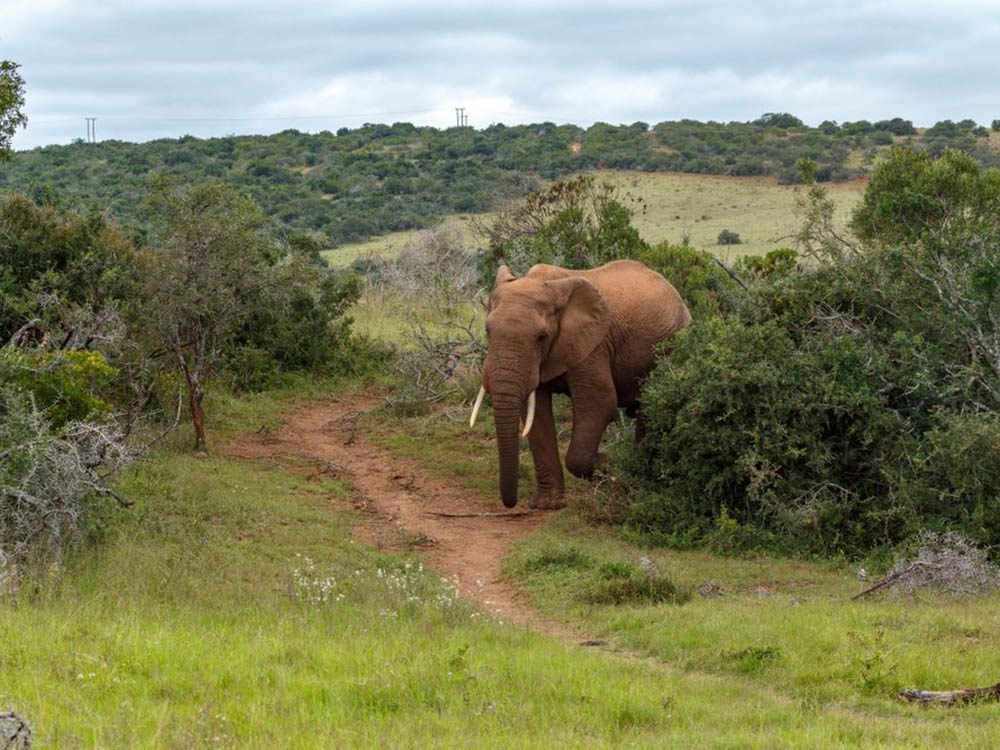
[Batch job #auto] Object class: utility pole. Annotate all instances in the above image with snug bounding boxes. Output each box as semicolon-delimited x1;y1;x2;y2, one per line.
85;117;97;143
455;107;466;127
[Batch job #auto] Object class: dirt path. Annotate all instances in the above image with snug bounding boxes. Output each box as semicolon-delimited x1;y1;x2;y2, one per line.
226;396;580;639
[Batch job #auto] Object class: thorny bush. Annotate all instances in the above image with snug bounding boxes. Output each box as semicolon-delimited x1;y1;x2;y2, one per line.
625;147;1000;558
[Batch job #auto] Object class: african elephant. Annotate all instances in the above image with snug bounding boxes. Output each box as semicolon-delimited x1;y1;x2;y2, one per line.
469;260;691;508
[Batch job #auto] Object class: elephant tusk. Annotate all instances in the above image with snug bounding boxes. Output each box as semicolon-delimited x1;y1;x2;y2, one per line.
469;385;486;427
521;390;536;437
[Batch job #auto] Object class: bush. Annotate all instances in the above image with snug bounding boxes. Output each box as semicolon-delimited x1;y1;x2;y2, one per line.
629;311;911;555
0;359;132;573
636;243;744;320
583;558;692;605
717;229;742;245
623;148;1000;557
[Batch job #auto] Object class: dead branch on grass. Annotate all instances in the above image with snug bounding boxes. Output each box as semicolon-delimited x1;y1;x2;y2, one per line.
852;532;999;600
898;683;1000;706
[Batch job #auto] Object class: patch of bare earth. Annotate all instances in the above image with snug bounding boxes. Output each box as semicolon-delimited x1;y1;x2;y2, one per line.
225;396;580;640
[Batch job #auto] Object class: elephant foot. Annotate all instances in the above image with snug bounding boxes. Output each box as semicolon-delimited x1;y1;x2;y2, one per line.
528;489;566;510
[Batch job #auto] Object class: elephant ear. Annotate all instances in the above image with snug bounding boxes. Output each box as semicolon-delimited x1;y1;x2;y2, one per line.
540;277;611;382
489;264;517;310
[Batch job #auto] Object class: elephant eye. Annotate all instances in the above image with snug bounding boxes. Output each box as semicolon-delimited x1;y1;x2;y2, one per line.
536;330;548;343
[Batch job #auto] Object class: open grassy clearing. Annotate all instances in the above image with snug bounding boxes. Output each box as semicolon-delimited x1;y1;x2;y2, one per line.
596;170;864;260
321;214;481;268
4;386;956;748
368;402;1000;746
325;171;865;268
349;287;484;349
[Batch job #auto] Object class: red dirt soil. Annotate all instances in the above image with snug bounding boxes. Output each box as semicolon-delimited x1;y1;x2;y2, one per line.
225;396;579;639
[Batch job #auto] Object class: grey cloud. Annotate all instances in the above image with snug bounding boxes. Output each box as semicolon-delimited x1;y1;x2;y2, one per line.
5;1;1000;148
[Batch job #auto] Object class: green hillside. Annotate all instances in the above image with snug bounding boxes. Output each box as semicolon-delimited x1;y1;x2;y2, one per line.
3;116;997;249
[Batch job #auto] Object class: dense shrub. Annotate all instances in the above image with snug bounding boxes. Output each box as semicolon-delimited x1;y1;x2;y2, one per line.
4;117;997;247
478;175;648;279
636;243;744;320
0;351;131;572
626;147;1000;557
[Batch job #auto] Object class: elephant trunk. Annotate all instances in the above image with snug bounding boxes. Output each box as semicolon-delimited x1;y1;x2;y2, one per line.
494;398;523;508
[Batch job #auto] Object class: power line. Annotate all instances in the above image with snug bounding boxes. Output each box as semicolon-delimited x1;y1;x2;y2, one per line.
39;109;439;125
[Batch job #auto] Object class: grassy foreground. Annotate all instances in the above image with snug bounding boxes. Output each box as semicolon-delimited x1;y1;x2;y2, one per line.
372;403;1000;747
2;388;997;747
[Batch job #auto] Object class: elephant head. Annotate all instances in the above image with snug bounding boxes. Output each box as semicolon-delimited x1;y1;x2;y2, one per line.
470;265;611;507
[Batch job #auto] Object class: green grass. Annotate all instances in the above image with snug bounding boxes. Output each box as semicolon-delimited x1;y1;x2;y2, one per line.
349;288;484;349
5;386;998;746
367;402;1000;746
2;389;921;748
508;514;1000;698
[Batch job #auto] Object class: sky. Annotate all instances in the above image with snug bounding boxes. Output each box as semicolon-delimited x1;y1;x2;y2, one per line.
4;0;1000;150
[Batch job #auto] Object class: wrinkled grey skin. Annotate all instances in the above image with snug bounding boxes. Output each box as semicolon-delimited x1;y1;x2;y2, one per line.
479;260;691;508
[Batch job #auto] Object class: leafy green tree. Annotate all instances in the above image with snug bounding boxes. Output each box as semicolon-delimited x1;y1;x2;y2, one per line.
754;113;804;129
478;175;648;277
0;60;27;160
141;181;282;451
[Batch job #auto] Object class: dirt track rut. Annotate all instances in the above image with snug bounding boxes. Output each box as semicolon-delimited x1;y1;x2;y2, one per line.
226;396;577;638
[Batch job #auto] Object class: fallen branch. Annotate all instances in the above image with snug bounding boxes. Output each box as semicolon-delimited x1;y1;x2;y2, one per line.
851;561;944;600
898;682;1000;706
425;511;533;518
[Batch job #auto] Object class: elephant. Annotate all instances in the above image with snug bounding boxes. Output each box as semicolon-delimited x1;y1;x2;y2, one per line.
469;259;691;508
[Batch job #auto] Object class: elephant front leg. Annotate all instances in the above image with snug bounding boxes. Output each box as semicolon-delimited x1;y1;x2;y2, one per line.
526;388;565;509
564;376;618;480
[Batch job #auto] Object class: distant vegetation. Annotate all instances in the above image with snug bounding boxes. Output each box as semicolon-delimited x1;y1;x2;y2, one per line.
3;114;1000;248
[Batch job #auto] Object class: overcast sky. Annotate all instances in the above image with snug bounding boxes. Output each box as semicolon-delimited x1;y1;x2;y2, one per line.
4;0;1000;150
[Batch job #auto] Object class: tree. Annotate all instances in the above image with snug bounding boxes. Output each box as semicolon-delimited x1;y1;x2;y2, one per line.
851;146;1000;407
476;174;648;277
754;113;804;129
0;60;27;160
142;181;281;451
717;229;742;245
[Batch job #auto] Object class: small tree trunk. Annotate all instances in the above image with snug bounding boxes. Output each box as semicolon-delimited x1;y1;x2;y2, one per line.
179;355;207;452
189;387;206;453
